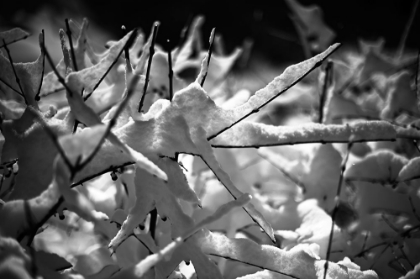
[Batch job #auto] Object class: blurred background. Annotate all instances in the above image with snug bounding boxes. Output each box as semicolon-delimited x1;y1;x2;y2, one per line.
0;0;419;64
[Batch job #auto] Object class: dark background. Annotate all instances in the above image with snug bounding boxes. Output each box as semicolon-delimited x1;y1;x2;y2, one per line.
1;0;419;63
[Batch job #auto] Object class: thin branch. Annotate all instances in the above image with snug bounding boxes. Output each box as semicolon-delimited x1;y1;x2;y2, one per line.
396;0;419;59
2;39;28;105
70;162;134;188
121;25;131;69
65;19;78;72
34;30;45;101
182;152;275;243
23;201;38;278
172;14;194;61
390;245;408;274
208;254;300;279
369;244;390;270
137;22;159;112
382;214;400;233
207;44;341;141
167;39;174;101
43;43;75;97
0;34;29;48
416;49;420;113
319;60;333;123
0;76;23;96
212;138;395;149
200;28;216;87
25;106;73;171
258;151;306;193
149;208;158;239
324;140;353;279
408;196;420;222
84;29;138;101
399;245;415;269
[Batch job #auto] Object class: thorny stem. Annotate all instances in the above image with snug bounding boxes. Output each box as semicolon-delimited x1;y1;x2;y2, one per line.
167;39;174;101
138;22;159;112
2;39;28;105
65;19;78;72
324;140;353;279
200;28;215;87
34;30;45;101
319;60;333;123
84;29;138;101
396;0;419;59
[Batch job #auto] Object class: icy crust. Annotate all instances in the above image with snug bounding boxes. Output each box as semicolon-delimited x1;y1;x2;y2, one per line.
210;121;400;147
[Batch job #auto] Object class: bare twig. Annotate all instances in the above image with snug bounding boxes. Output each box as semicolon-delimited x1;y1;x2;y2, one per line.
138;22;159;112
65;19;78;72
324;140;353;279
200;28;216;87
2;39;27;105
84;29;138;101
319;60;333;123
34;30;45;101
0;34;29;48
167;39;174;101
396;0;419;59
0;76;22;96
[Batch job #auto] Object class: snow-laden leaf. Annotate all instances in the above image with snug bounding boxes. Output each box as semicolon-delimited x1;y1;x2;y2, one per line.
285;0;335;53
65;29;134;111
398;156;420;183
0;32;44;106
0;28;29;48
209;120;415;148
0;236;33;279
200;229;377;279
358;39;397;84
117;194;251;278
344;150;420;231
64;62;167;181
39;18;110;98
275;199;344;259
381;71;419;119
54;156;109;223
301;144;341;210
1;107;72;200
74;247;118;276
173;16;204;67
59;124;108;165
